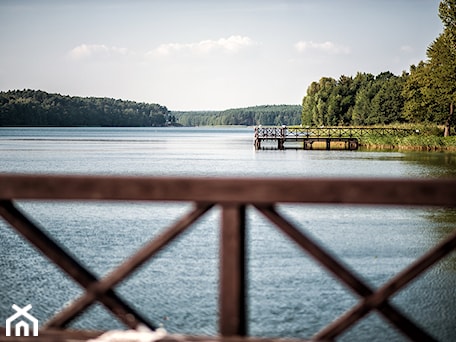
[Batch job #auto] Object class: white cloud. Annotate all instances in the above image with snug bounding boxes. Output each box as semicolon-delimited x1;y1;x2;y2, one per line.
69;44;129;60
400;45;414;53
152;35;256;56
294;40;351;55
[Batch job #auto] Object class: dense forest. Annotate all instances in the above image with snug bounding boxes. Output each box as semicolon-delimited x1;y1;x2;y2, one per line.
302;0;456;136
0;90;299;127
302;72;406;126
174;105;302;126
0;89;175;127
300;69;452;129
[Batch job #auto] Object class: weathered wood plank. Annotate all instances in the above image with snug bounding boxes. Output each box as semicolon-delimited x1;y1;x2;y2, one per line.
0;175;455;207
220;204;247;336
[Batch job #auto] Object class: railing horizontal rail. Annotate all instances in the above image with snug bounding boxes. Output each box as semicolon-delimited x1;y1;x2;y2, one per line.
0;174;455;206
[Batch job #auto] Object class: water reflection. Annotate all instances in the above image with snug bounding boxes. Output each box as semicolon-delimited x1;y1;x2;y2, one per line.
402;152;456;178
425;208;456;271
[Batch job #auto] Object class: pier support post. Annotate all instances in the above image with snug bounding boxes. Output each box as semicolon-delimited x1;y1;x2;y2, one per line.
304;140;313;150
349;139;359;150
254;138;261;150
254;127;260;150
278;138;285;150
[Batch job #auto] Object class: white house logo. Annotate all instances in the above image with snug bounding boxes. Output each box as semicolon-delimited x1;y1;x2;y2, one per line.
5;304;39;337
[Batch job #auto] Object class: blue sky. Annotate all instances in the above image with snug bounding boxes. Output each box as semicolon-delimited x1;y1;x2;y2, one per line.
0;0;443;110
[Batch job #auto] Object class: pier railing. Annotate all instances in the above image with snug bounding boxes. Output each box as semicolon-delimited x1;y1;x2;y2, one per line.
0;175;455;341
254;126;418;150
254;126;418;139
286;126;418;138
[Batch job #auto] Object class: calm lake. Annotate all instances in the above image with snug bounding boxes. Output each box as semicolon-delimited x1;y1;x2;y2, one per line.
0;127;455;341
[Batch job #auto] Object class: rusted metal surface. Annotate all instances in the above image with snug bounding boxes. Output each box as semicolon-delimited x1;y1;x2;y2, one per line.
0;174;455;341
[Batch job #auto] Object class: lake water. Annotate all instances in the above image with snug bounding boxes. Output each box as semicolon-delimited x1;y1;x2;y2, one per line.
0;127;455;341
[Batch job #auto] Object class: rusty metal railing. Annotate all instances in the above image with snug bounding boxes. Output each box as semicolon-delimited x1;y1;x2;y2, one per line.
0;175;455;341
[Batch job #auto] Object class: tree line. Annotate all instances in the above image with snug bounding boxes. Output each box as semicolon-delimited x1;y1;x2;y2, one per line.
0;89;300;127
0;89;175;127
174;105;302;126
302;0;455;136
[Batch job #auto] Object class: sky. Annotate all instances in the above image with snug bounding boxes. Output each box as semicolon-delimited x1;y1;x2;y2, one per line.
0;0;444;111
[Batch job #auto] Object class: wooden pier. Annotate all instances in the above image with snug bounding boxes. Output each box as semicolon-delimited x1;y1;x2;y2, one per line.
0;175;455;341
254;126;418;150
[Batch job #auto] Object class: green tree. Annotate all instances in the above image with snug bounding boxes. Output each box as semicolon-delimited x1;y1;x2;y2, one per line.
302;81;320;125
353;88;377;124
351;73;375;125
334;75;356;125
313;77;337;125
426;31;456;135
426;0;456;135
402;62;441;123
370;74;406;124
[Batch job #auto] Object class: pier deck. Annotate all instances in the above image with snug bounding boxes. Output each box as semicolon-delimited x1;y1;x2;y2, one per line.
254;126;418;150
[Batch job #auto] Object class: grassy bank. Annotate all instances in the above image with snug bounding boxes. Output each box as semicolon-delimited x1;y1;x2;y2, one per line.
361;127;456;152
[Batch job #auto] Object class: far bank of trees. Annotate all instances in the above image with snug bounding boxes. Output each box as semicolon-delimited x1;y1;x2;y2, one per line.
302;0;456;136
0;90;174;127
0;90;299;128
175;105;302;126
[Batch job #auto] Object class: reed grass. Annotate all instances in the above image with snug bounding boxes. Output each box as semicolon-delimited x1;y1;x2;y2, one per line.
360;127;456;151
287;124;456;151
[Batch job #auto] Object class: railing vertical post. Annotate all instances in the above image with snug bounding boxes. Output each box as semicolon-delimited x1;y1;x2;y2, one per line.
219;204;247;336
